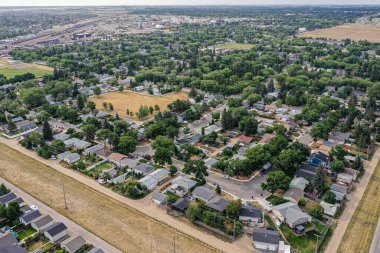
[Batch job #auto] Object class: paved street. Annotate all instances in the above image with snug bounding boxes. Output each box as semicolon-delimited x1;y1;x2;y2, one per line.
0;178;121;253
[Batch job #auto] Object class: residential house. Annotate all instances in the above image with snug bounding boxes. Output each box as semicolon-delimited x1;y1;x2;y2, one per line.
278;241;291;253
88;248;105;253
53;133;70;141
72;140;91;150
63;138;80;148
239;206;263;227
298;133;313;147
108;153;137;168
57;151;72;161
31;215;54;232
171;198;189;213
0;192;17;206
320;201;339;217
237;147;247;156
84;144;104;156
232;154;247;161
7;197;25;208
239;135;253;145
19;210;42;225
169;176;197;196
192;186;215;202
289;177;309;191
95;149;113;159
177;134;201;145
62;236;86;253
206;196;229;213
308;152;329;167
272;202;312;228
283;188;304;204
252;229;280;252
15;120;37;132
337;173;354;184
133;163;155;176
152;192;168;205
330;184;348;201
138;169;169;190
344;168;358;181
259;133;275;144
328;131;349;145
63;153;81;164
111;173;128;184
0;233;27;253
204;125;222;135
44;222;68;242
295;163;319;181
204;157;218;169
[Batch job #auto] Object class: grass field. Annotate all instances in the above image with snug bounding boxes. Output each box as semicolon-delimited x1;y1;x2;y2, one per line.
338;159;380;253
298;24;380;43
89;90;188;119
0;142;217;253
216;43;254;50
0;58;53;78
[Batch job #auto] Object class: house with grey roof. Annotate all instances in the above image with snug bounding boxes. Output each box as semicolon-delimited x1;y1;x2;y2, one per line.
204;157;218;169
133;163;155;176
320;201;340;217
0;192;17;205
44;222;68;242
72;139;91;150
138;169;169;190
0;233;27;253
64;138;80;148
152;192;168;205
31;215;54;232
15;120;37;132
205;196;228;213
63;153;81;164
7;197;25;208
239;206;263;227
19;210;42;225
330;183;347;201
84;143;104;156
169;176;197;196
272;202;311;228
192;186;215;202
53;132;70;141
57;151;72;161
252;229;280;252
62;236;86;253
283;188;304;204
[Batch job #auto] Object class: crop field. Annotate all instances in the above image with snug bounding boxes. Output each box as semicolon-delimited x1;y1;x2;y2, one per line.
338;159;380;253
216;43;254;50
0;143;217;253
0;57;53;78
298;24;380;43
90;90;188;119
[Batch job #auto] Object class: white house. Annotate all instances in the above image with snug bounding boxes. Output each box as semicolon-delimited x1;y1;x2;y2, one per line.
320;201;339;217
44;222;68;242
252;229;280;252
31;215;54;232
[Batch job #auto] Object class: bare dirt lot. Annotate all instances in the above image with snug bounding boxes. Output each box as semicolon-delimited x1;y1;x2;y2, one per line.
338;158;380;253
0;143;218;253
90;90;188;119
298;24;380;43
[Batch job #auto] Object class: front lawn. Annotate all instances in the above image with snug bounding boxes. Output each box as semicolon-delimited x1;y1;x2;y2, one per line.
266;195;288;206
165;191;180;204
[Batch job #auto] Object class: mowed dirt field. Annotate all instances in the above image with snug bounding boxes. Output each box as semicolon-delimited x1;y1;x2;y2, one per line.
90;90;188;118
338;159;380;253
298;24;380;43
0;143;217;253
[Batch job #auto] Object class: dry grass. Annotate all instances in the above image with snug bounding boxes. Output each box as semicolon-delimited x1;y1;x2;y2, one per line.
90;90;188;119
0;143;217;253
338;160;380;253
216;43;254;50
298;24;380;43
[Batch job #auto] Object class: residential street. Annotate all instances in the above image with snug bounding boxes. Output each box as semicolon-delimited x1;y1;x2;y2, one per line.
0;137;253;253
0;178;121;253
326;147;380;253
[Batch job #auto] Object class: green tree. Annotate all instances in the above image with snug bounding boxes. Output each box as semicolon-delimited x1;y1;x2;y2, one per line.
117;135;138;155
225;199;242;219
93;86;101;96
330;160;345;173
183;160;208;184
19;87;45;109
82;124;97;142
261;171;291;193
308;203;323;219
215;184;221;194
353;155;364;171
152;136;175;165
311;166;326;193
77;94;85;111
323;190;336;204
169;165;178;176
42;121;53;141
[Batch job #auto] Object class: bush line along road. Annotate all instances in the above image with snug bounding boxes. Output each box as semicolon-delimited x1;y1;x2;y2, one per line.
0;138;248;253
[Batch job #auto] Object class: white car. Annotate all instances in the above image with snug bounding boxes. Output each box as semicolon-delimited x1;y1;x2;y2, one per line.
30;205;38;211
223;175;229;180
97;178;106;185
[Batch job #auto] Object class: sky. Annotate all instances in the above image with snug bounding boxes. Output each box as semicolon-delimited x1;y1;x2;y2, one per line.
0;0;380;6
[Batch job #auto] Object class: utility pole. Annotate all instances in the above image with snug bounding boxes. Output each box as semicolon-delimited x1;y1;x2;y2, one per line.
314;234;321;253
173;233;176;253
60;179;67;209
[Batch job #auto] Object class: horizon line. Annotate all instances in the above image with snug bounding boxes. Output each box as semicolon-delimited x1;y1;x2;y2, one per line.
1;4;380;7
